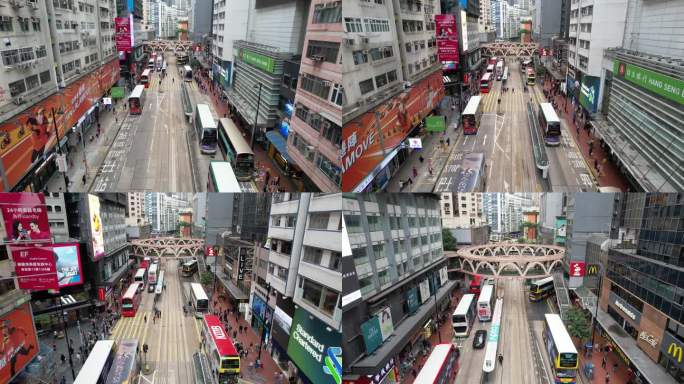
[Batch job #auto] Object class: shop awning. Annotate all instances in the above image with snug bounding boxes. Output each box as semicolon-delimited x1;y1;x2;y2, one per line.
265;131;293;163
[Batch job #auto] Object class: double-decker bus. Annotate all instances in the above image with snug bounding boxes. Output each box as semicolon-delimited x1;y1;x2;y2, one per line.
480;73;492;93
462;96;482;135
543;314;579;384
526;67;536;86
477;283;495;322
177;52;188;65
414;344;459;384
140;69;151;88
217;118;255;181
128;85;145;115
452;293;477;337
133;268;147;291
73;340;116;384
495;61;504;80
190;282;210;318
521;59;532;73
488;56;498;66
469;275;483;294
207;161;242;192
183;65;193;82
502;67;509;84
194;104;218;154
155;270;165;296
486;64;495;74
147;263;158;292
453;152;485;193
203;314;240;383
529;276;555;302
147;59;155;69
156;56;163;71
104;339;139;384
121;283;142;317
539;103;562;146
182;259;199;277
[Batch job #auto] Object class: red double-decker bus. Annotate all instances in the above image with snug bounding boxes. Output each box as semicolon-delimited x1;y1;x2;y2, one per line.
469;275;483;295
414;344;459;383
203;315;240;383
121;283;142;317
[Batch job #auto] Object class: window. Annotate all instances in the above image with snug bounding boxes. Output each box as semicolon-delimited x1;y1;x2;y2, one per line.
330;84;344;106
329;251;341;271
352;246;368;265
303;246;323;265
306;40;340;63
374;70;396;88
344;17;363;33
321;121;341;147
0;16;13;32
19;47;34;62
35;46;47;58
363;18;390;32
40;70;51;84
9;79;26;97
2;50;20;66
309;212;330;230
316;154;341;184
346;215;362;233
370;46;394;61
286;215;296;228
25;74;39;90
300;74;331;100
18;17;29;32
313;2;341;24
359;78;374;94
300;277;339;316
54;205;62;212
352;50;368;65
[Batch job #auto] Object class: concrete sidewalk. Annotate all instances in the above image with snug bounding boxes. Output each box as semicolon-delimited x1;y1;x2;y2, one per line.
45;98;127;192
385;96;463;192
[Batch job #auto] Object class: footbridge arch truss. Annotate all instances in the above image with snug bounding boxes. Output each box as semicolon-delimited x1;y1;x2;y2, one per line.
144;40;193;53
480;42;539;58
131;237;204;258
449;243;565;279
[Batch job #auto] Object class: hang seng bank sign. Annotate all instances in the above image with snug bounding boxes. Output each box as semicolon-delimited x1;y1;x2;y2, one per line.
287;308;342;384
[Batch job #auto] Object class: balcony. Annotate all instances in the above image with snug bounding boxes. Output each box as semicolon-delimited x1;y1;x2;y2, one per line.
303;229;341;251
299;262;341;292
268;226;294;241
268;250;291;268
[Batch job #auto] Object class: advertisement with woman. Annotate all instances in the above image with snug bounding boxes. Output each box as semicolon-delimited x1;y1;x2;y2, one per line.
0;192;51;243
0;303;39;384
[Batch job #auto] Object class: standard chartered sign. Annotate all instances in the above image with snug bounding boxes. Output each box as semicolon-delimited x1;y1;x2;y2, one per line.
287;308;342;384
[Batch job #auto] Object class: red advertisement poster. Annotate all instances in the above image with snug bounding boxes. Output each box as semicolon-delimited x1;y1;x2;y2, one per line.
569;262;585;277
341;71;445;191
0;58;119;191
205;245;215;257
115;17;132;52
436;14;459;63
9;244;58;290
0;302;39;383
0;193;50;243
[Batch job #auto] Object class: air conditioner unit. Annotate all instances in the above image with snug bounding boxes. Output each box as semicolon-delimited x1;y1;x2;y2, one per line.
311;55;324;62
13;96;24;105
343;38;355;47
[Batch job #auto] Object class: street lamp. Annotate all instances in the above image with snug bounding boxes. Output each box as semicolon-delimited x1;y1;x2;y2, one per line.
250;83;262;149
50;107;69;191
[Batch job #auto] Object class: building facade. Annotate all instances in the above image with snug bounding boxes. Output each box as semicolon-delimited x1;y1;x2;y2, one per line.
440;192;484;228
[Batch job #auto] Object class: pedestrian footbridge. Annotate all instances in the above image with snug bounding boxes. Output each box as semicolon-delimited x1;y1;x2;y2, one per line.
448;243;565;278
480;42;539;58
131;237;204;258
144;39;193;53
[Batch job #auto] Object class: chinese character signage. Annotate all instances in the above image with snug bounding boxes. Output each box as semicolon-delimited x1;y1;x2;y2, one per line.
0;193;51;243
579;75;600;114
0;303;39;384
287;307;342;384
614;59;684;106
115;17;132;52
9;245;58;290
239;49;275;73
436;15;459;63
569;262;585;277
88;194;105;260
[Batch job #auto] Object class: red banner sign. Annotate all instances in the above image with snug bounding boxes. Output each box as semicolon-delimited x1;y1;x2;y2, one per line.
341;71;445;191
206;245;215;257
436;15;459;63
0;60;120;191
9;244;58;290
0;192;50;243
0;302;39;384
115;17;132;52
569;262;585;277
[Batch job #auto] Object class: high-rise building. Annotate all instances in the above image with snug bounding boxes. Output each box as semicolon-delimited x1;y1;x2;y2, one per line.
285;0;343;191
599;193;683;383
440;193;484;228
210;0;249;84
591;0;684;192
532;0;562;48
539;193;565;235
479;0;493;32
483;193;534;239
342;194;453;382
126;192;146;225
144;193;190;233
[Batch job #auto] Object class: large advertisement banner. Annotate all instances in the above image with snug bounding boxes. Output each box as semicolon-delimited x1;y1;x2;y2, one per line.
287;308;342;384
115;17;132;52
579;75;600;113
0;60;120;191
341;71;445;191
87;194;105;260
0;302;39;384
54;243;83;287
436;15;459;63
614;59;684;106
0;193;51;243
9;244;57;290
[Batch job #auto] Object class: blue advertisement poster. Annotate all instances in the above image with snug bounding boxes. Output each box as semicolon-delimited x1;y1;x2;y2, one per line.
579;75;600;113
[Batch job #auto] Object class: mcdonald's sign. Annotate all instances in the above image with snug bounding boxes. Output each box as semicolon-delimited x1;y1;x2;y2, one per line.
586;264;599;276
661;331;684;369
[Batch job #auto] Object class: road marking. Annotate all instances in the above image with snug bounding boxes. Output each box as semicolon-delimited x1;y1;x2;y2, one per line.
483;134;487;146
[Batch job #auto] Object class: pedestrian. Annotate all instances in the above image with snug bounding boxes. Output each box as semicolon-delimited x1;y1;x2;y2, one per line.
605;373;610;384
399;179;405;190
144;314;147;323
601;356;607;368
498;353;503;365
428;167;433;176
233;330;237;339
61;353;66;363
446;137;450;146
60;376;66;384
75;352;81;363
419;155;424;163
412;167;418;178
407;177;413;185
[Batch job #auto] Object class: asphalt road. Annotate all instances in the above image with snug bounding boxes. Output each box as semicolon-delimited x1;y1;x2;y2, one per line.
436;60;594;192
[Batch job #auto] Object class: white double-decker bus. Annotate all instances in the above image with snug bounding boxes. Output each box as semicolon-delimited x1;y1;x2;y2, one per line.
452;293;477;337
73;340;116;384
190;282;209;318
477;283;495;322
147;263;158;292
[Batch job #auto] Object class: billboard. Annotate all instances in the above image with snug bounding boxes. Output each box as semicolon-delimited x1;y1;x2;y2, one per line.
342;71;445;191
53;243;83;287
0;302;39;384
87;194;105;260
0;60;120;191
419;279;430;303
425;116;446;132
360;317;383;354
378;307;394;341
614;59;684;106
569;262;585;277
114;17;132;52
554;216;567;245
239;49;275;73
287;308;342;384
579;75;600;113
436;15;459;63
407;287;420;314
105;339;138;384
0;193;51;243
10;245;57;290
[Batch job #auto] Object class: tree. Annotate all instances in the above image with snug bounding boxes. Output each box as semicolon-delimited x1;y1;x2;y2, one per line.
200;272;213;286
442;229;457;251
565;307;592;343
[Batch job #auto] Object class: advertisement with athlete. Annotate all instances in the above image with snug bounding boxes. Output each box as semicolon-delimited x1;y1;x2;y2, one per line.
0;302;39;383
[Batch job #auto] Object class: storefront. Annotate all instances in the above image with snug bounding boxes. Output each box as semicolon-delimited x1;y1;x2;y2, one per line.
270;305;292;367
606;291;642;340
250;292;272;346
658;332;684;383
287;307;342;384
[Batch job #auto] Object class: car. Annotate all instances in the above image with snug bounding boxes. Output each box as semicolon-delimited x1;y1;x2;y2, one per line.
473;330;487;349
